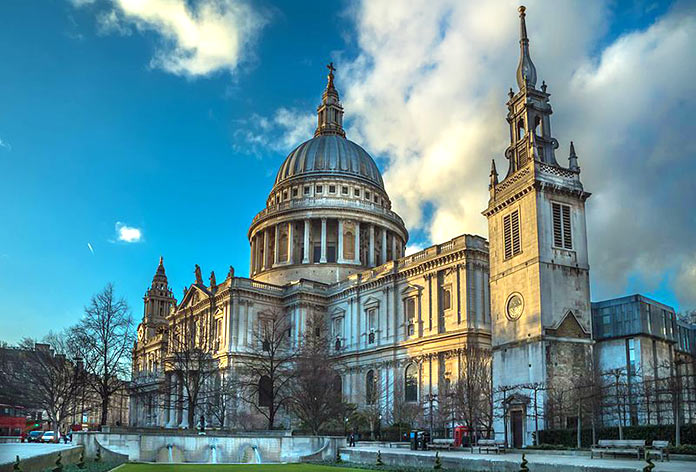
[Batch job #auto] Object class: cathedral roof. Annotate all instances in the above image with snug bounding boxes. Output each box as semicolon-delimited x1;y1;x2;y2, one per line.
274;134;384;189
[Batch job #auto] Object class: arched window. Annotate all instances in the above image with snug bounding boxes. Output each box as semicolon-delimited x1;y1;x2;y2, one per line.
259;375;272;407
405;364;418;403
366;370;376;405
533;116;542;136
517;119;525;140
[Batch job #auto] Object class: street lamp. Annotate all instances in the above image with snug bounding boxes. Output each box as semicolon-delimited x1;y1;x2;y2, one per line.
423;393;438;439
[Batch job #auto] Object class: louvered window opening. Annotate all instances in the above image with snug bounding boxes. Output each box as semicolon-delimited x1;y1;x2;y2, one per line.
552;202;573;249
503;210;521;259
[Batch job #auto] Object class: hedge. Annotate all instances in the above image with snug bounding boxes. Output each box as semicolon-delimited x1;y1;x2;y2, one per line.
538;423;696;447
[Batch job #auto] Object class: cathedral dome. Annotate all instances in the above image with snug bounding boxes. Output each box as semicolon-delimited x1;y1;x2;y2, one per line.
248;64;408;286
274;135;384;190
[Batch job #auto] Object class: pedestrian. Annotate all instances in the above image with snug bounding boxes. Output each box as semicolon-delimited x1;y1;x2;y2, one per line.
349;432;356;447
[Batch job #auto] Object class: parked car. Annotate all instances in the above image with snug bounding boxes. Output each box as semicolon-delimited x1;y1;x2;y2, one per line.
40;431;59;443
26;430;44;442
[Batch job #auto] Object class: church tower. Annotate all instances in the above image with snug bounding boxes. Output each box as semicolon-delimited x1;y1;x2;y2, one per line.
483;6;593;447
138;257;176;343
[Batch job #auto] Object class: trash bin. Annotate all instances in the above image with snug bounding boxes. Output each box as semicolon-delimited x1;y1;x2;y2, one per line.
409;430;418;450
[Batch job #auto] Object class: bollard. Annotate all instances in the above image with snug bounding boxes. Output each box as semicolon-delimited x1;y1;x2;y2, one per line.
520;453;529;472
433;451;442;470
376;450;384;466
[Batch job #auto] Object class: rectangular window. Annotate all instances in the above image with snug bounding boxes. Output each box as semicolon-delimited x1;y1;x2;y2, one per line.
627;338;636;376
342;186;349;195
292;188;298;197
354;188;360;197
316;185;323;194
329;185;336;193
552;202;573;249
365;191;371;200
405;298;416;336
442;287;451;311
503;209;521;259
304;186;310;195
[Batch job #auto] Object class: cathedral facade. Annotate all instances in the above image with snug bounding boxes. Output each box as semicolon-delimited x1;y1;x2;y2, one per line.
130;7;595;445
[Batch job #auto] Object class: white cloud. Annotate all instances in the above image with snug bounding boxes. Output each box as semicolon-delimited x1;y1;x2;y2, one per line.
115;222;143;243
342;1;696;309
0;137;11;151
72;0;268;77
236;107;315;156
87;242;95;254
404;243;426;256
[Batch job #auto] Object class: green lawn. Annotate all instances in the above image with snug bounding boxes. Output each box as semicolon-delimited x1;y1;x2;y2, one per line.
116;464;365;472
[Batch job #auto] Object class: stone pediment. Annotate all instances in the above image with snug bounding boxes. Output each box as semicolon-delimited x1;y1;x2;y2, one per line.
363;296;380;309
178;284;209;310
331;307;346;317
401;284;422;298
545;310;590;339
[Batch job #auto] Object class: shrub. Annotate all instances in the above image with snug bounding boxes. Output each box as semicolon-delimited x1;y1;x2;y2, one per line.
538;424;696;448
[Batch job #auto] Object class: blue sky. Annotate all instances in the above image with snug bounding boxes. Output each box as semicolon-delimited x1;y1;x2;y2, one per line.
0;0;693;343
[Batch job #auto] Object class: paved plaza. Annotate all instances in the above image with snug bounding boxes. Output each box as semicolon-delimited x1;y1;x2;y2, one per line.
342;445;696;472
0;443;78;466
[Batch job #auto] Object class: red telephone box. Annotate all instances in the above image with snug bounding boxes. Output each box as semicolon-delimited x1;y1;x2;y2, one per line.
453;425;470;447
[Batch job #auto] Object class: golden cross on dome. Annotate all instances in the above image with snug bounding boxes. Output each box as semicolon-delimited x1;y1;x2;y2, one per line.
326;62;336;88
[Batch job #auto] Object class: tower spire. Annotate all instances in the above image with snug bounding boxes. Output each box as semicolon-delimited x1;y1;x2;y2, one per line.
489;159;499;188
315;62;346;138
568;141;580;172
516;6;537;89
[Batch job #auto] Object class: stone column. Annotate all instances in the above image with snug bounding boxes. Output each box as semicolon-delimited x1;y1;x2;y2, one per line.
287;221;294;264
369;224;375;266
179;373;189;429
250;237;255;275
381;228;387;264
303;219;310;263
320;218;327;263
392;233;397;261
274;224;280;266
262;229;269;270
166;372;177;428
337;219;345;263
354;222;361;264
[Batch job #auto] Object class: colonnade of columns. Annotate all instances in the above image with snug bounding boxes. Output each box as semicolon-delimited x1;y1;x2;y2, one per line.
250;218;404;275
163;371;189;429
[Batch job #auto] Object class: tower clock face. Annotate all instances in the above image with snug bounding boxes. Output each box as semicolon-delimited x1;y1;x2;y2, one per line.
506;293;524;320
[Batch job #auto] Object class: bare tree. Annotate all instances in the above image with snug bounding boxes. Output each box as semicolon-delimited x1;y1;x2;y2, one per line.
0;333;83;439
521;382;547;446
238;308;296;430
389;379;422;440
166;310;219;428
289;311;344;434
602;368;628;439
451;344;493;436
69;284;134;425
205;368;239;430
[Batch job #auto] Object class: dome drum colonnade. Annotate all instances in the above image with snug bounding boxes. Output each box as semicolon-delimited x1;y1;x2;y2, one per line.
248;64;408;285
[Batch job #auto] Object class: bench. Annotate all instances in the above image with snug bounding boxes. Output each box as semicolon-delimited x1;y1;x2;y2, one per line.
476;439;506;454
591;439;645;459
647;440;670;462
427;438;454;450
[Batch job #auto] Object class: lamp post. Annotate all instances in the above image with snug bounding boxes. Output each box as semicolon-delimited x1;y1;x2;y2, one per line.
423;393;438;439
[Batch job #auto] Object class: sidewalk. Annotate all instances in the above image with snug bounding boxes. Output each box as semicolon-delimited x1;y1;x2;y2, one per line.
0;443;78;465
341;445;694;472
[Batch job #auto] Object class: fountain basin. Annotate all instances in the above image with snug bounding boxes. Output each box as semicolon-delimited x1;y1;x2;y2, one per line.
74;431;344;464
